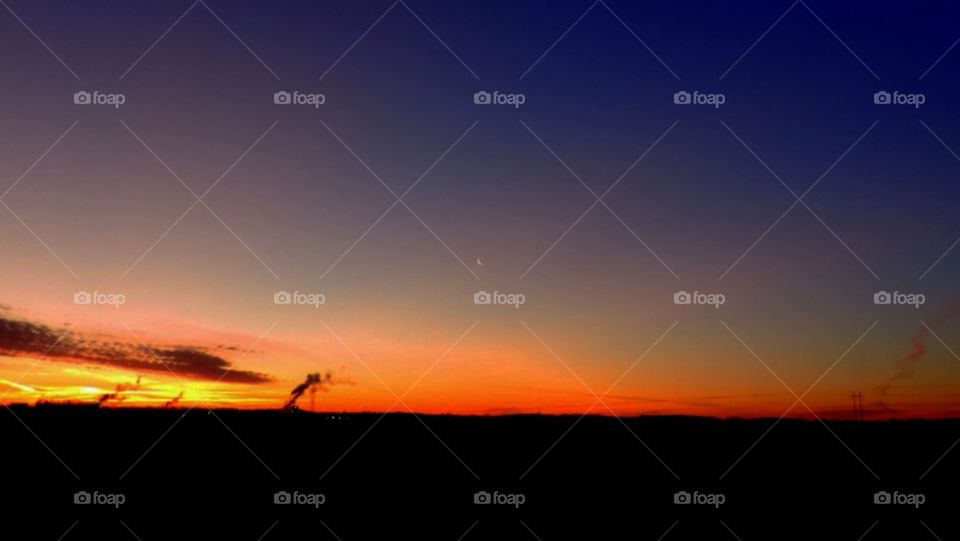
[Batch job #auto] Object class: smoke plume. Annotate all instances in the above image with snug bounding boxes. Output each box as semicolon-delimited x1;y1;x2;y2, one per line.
98;376;142;406
163;391;184;408
284;372;335;410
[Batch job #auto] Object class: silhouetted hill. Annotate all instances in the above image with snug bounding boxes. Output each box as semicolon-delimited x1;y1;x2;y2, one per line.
3;406;956;539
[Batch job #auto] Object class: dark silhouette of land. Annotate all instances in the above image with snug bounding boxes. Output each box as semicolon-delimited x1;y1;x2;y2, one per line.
3;405;957;539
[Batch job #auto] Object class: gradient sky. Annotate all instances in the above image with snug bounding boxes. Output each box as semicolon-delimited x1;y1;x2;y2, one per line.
2;0;960;417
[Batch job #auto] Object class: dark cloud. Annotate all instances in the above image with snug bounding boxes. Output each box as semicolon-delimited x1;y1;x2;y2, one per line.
0;314;272;384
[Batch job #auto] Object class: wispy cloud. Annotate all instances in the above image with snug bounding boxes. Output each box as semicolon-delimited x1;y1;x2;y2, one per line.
0;313;272;384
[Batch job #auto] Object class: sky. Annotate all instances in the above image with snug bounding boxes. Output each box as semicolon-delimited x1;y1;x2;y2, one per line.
1;0;960;418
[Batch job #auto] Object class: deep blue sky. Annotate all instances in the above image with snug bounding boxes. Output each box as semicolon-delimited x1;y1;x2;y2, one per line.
1;0;960;415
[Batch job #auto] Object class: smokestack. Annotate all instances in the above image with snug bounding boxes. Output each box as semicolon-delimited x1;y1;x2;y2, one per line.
97;376;142;406
163;391;184;408
284;372;334;411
